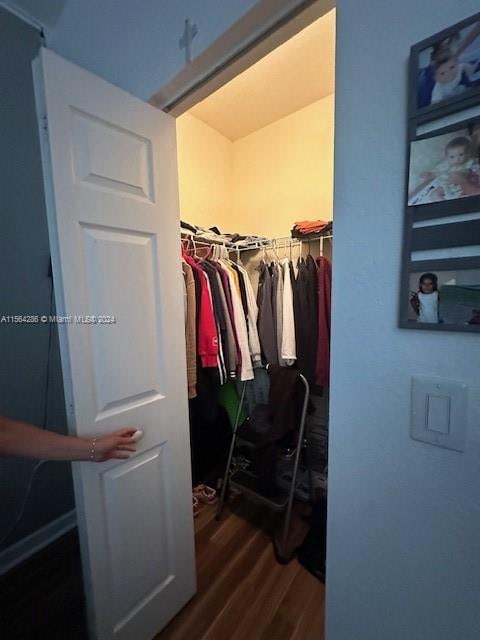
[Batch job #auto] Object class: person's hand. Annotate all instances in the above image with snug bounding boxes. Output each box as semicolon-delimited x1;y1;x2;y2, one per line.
91;427;138;462
420;170;435;182
410;292;420;315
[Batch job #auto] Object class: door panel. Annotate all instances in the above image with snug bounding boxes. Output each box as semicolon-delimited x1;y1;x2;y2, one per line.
33;48;195;640
81;225;163;417
71;108;155;201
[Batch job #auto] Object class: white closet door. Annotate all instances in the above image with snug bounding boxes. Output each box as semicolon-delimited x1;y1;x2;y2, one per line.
33;48;195;640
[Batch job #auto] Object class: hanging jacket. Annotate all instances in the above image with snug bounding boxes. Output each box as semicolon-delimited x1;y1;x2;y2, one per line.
316;256;332;387
305;254;319;384
257;260;278;366
219;261;254;381
214;270;238;378
201;261;229;381
184;255;219;368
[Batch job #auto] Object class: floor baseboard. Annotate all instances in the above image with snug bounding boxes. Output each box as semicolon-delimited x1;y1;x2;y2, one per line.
0;509;77;575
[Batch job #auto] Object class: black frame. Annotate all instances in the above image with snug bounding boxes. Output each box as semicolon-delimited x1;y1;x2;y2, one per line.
401;258;480;333
400;11;480;334
409;11;480;121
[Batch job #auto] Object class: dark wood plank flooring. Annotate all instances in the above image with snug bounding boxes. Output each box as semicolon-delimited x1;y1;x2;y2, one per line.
0;529;88;640
1;501;324;640
156;501;325;640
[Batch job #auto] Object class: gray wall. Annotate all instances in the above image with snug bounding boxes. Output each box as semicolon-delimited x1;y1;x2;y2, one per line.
48;0;258;100
0;7;74;551
327;1;480;638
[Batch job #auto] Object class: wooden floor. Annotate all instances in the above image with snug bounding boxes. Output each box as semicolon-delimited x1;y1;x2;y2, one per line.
156;501;325;640
1;529;88;640
1;501;324;640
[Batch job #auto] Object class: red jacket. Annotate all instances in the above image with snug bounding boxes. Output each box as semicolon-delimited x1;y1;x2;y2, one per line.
184;256;218;367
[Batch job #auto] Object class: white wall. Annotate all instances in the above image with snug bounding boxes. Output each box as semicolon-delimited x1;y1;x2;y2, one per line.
328;2;480;639
176;96;334;237
176;112;232;229
232;95;334;237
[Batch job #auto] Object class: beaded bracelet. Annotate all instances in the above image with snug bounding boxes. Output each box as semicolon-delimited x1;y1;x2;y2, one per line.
90;438;97;461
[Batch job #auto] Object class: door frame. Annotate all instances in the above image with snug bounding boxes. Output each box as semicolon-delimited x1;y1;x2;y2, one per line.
149;0;334;117
152;0;336;631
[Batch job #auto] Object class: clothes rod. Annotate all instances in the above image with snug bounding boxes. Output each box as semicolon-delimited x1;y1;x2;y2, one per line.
231;234;333;253
180;232;333;253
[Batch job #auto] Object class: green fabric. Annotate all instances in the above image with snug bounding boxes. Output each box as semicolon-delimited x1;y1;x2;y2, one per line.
439;284;480;324
219;381;247;429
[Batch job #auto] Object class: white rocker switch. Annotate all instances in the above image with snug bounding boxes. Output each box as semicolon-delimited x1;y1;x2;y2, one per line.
411;376;468;452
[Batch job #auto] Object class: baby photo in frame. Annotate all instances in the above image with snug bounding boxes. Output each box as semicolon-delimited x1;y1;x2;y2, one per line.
414;13;480;113
408;118;480;206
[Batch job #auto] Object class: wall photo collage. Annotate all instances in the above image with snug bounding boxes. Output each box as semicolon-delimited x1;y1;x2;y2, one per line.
402;11;480;332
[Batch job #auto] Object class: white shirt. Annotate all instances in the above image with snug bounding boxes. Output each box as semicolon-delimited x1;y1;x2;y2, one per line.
431;63;468;103
418;291;439;323
280;258;296;364
275;264;285;366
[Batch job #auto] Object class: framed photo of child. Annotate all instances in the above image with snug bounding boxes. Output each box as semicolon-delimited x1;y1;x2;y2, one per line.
411;12;480;118
407;117;480;210
401;12;480;334
407;268;480;328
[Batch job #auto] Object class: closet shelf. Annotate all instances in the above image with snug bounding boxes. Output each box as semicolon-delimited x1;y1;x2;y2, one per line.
181;231;333;255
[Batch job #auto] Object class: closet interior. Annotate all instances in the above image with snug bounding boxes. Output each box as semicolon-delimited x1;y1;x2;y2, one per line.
175;7;335;573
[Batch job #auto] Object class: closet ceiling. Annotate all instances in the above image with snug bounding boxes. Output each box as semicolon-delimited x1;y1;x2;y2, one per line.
189;9;335;141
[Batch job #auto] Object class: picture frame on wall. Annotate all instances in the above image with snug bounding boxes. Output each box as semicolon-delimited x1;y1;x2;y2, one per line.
407;116;480;210
401;11;480;334
409;11;480;121
406;264;480;330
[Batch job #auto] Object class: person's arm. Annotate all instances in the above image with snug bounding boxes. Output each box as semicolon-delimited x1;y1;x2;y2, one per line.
457;23;480;56
0;416;137;462
410;293;420;315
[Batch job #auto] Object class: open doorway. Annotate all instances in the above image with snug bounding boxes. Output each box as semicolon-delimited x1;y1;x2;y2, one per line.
158;8;335;638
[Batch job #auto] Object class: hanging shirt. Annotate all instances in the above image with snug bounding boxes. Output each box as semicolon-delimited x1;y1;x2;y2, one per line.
182;261;197;399
214;262;242;372
235;261;262;367
214;269;238;378
231;263;249;324
292;258;309;380
257;260;278;366
219;261;254;381
280;258;296;365
274;263;285;366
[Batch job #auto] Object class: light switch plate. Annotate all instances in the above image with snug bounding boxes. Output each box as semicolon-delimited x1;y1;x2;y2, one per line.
411;376;468;451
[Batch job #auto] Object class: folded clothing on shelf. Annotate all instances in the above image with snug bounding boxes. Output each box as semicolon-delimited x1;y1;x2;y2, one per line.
291;220;332;239
180;220;269;248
